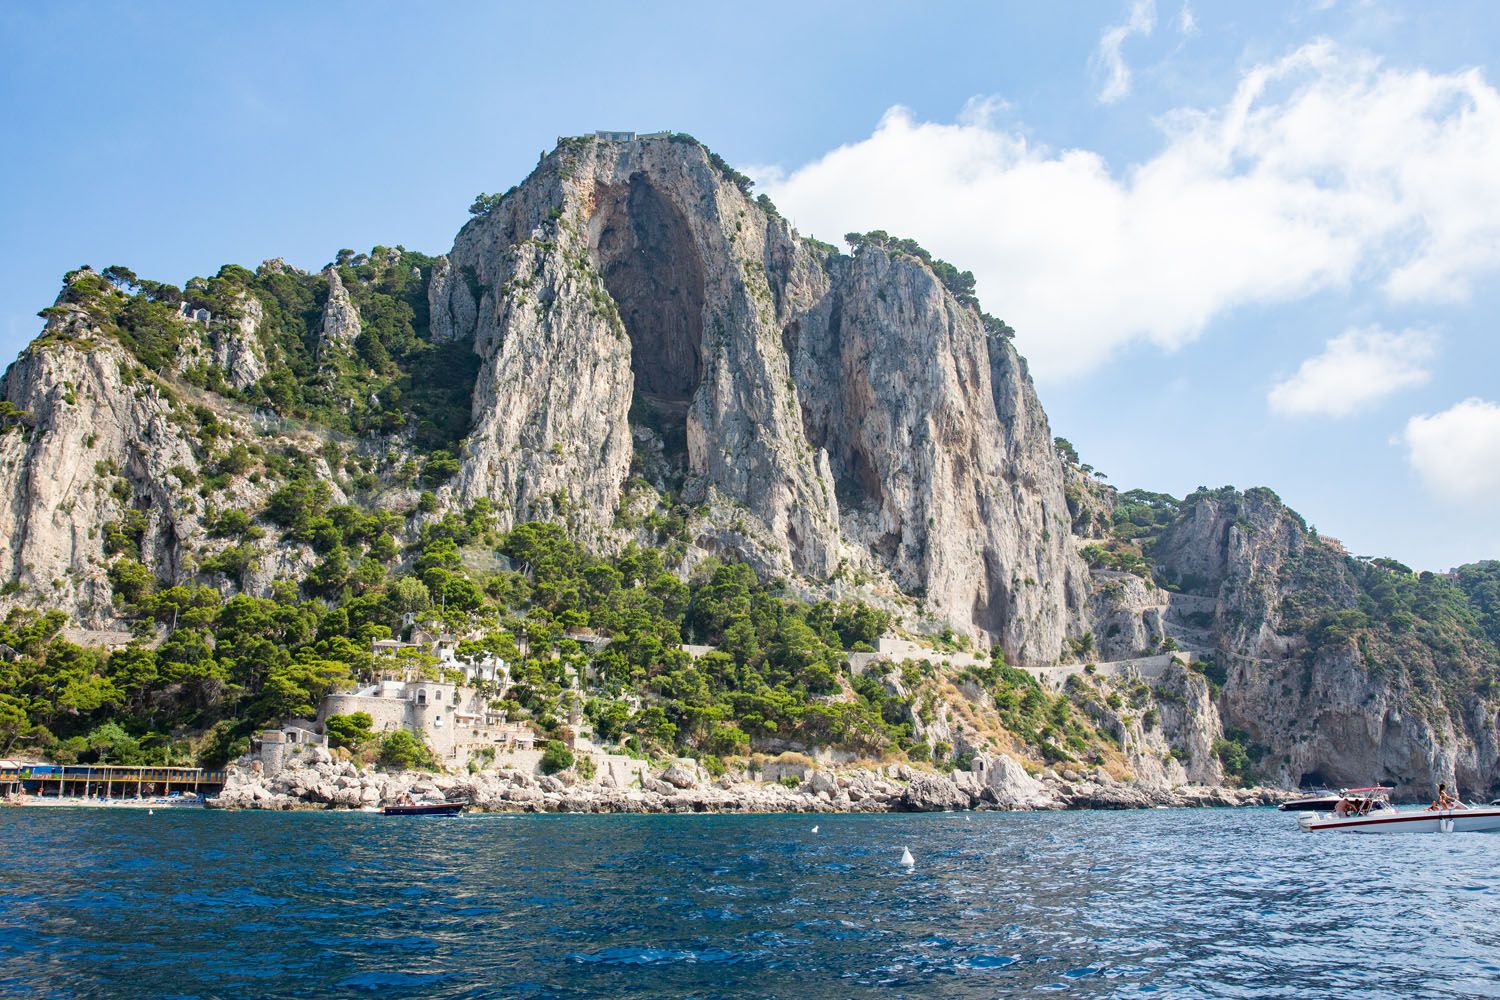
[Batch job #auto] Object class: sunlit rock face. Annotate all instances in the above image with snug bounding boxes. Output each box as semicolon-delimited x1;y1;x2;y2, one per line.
429;136;1085;662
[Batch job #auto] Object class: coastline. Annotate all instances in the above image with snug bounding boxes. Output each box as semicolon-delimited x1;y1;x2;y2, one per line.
204;746;1294;815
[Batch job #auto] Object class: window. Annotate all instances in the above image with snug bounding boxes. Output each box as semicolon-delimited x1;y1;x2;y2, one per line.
435;690;443;701
433;715;443;728
416;691;427;705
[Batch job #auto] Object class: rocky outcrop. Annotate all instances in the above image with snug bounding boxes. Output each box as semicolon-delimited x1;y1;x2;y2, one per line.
1153;488;1500;798
0;138;1087;659
315;268;361;358
209;292;268;391
1089;572;1169;661
0;315;203;622
0;284;332;623
431;136;1085;660
213;745;1290;814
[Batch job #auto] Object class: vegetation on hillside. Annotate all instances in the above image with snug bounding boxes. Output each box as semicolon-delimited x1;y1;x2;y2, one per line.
40;252;479;454
0;487;1139;777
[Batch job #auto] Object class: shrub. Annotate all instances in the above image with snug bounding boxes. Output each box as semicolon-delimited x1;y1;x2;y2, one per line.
378;729;435;770
421;451;460;486
108;558;153;604
540;739;574;774
326;712;374;750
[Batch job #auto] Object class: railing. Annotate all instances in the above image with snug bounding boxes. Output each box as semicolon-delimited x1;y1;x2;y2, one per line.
0;765;227;784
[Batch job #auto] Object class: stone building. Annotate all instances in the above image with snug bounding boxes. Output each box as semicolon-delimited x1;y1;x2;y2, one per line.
314;637;526;767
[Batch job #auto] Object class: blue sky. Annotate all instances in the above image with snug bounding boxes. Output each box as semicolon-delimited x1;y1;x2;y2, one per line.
2;2;1496;570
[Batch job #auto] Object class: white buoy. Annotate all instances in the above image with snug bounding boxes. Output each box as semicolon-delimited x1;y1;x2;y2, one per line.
148;809;154;815
811;825;819;834
900;846;915;867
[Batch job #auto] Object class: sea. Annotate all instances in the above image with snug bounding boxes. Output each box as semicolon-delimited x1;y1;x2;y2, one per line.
1;806;1497;998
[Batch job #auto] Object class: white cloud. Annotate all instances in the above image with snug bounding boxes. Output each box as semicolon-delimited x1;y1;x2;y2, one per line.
1401;398;1500;507
1095;1;1157;104
761;42;1500;379
1178;3;1197;35
1268;326;1435;417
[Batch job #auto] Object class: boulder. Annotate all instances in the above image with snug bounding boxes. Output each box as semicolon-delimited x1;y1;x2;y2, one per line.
661;762;700;789
900;772;971;812
975;753;1056;809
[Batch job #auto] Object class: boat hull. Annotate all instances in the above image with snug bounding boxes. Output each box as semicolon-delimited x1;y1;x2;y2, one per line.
381;803;464;816
1299;807;1500;834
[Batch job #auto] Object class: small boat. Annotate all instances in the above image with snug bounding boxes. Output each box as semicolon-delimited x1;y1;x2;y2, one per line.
1297;788;1500;834
1278;788;1346;812
382;801;464;816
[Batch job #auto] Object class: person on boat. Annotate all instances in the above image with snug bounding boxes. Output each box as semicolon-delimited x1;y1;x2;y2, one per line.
1428;783;1463;810
1335;796;1352;817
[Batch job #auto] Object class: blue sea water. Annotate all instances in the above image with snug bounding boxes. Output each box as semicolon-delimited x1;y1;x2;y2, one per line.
1;807;1498;998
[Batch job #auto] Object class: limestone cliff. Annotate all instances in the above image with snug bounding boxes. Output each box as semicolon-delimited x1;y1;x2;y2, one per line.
2;136;1495;803
1150;487;1500;798
430;135;1085;661
0;310;200;623
0;272;336;624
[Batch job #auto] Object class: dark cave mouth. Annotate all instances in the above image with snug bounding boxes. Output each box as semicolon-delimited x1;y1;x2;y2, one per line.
592;174;707;469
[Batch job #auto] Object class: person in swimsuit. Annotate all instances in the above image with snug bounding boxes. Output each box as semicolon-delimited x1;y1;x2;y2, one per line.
1428;783;1461;810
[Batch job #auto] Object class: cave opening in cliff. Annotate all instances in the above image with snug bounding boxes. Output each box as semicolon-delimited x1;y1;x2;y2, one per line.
591;174;706;473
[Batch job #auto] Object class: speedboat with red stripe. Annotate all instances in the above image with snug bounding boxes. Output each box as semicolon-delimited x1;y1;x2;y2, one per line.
1297;787;1500;834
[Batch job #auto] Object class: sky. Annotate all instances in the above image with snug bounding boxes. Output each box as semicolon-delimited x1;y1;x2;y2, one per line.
1;1;1496;571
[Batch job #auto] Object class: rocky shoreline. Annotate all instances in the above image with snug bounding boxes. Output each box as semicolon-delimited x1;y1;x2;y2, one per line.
209;747;1294;815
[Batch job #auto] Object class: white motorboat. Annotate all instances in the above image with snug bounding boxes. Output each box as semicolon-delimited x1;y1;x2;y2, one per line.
1297;787;1500;834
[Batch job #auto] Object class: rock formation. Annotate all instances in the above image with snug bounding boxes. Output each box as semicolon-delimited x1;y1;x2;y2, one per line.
1150;487;1500;798
0;300;202;622
315;267;361;358
1;136;1495;803
430;136;1085;661
213;742;1286;813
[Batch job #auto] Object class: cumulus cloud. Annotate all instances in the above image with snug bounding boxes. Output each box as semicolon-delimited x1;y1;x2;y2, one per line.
1268;327;1435;417
1401;398;1500;506
761;42;1500;379
1095;0;1157;104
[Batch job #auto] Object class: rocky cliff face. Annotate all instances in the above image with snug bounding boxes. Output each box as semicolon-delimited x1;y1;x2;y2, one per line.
0;271;342;624
2;136;1494;803
1151;488;1500;798
0;305;201;623
427;136;1085;661
0;138;1085;663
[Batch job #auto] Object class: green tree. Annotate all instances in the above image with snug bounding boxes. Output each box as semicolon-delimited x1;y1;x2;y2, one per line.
540;739;574;774
325;711;374;750
378;729;436;769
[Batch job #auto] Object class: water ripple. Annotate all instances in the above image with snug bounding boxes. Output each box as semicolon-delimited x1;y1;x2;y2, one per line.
1;808;1499;997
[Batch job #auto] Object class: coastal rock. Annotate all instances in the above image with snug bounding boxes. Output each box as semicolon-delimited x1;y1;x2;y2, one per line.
203;291;269;391
973;753;1054;809
1153;487;1500;798
207;755;1302;816
900;771;971;812
0;332;204;625
661;761;700;789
